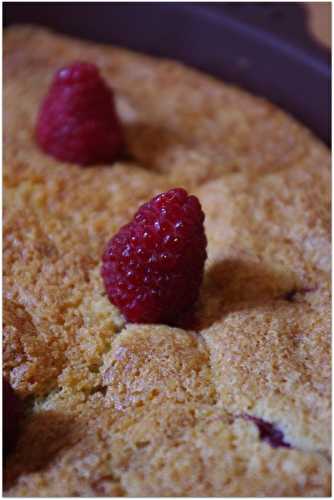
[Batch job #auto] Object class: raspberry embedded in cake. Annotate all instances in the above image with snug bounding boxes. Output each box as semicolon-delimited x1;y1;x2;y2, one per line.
36;62;124;165
243;414;291;449
3;378;23;456
101;188;207;324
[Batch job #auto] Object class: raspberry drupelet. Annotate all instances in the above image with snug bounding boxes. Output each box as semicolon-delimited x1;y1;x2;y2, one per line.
101;188;207;324
36;62;124;165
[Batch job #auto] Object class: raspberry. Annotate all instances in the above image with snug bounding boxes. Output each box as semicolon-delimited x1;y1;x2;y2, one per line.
36;62;124;165
101;188;207;324
3;378;22;456
244;415;290;448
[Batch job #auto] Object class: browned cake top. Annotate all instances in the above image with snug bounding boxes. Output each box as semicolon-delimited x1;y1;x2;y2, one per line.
3;25;331;496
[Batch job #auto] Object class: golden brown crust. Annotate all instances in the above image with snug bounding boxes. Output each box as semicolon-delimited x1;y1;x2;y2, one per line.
102;325;216;410
3;25;331;496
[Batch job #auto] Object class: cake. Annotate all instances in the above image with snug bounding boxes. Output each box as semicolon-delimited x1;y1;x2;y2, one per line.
3;25;331;496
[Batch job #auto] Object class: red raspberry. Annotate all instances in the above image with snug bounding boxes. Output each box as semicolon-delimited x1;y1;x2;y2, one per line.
243;415;290;448
36;62;124;165
101;188;207;324
3;378;22;455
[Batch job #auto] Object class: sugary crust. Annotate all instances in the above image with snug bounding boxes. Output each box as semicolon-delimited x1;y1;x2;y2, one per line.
3;25;331;496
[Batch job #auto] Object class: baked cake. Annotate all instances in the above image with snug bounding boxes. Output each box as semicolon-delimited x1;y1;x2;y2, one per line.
3;25;331;496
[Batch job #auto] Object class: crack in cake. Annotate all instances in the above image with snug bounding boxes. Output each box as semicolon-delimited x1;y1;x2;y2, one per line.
3;25;331;496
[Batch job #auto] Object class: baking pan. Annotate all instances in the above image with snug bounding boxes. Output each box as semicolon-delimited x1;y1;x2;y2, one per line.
3;2;331;145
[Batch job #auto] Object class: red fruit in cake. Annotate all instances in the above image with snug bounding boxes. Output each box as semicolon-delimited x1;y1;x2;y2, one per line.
3;378;22;455
36;62;124;165
243;415;290;448
101;188;207;324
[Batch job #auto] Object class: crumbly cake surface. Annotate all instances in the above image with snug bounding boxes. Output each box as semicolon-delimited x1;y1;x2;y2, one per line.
3;25;331;496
